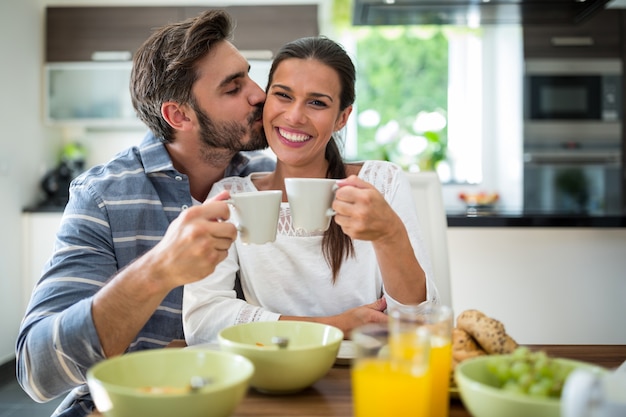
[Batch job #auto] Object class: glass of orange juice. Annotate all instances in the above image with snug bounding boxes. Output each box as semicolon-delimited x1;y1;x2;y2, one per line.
351;323;431;417
388;302;453;417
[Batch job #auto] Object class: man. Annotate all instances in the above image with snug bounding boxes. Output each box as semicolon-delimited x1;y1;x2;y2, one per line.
16;10;274;417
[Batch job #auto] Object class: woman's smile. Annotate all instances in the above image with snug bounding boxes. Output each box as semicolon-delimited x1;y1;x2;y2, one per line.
276;127;312;145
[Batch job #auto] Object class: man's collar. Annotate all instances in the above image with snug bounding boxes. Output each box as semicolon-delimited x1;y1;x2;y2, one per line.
138;131;176;174
137;131;253;176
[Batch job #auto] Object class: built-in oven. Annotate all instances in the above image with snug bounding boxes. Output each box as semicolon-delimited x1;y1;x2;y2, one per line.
523;149;622;214
523;59;623;214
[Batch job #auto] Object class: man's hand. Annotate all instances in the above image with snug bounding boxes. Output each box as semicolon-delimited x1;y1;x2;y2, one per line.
149;190;238;288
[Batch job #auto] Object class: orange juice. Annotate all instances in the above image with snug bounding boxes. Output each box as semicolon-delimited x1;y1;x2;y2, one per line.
352;358;430;417
429;336;453;417
388;304;453;417
389;331;427;361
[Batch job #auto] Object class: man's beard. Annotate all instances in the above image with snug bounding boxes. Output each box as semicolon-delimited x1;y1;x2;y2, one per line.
194;103;268;155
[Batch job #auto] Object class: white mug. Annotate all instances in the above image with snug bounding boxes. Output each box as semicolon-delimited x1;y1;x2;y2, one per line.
561;367;626;417
285;178;338;233
226;190;282;244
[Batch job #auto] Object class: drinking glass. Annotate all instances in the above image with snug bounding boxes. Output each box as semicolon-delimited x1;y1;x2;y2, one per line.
351;323;431;417
388;302;453;417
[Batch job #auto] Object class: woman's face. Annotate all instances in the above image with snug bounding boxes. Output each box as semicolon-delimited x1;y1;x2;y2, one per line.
263;58;352;172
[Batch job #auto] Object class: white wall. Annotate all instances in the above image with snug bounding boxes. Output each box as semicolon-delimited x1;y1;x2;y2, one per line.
449;228;626;345
0;0;51;364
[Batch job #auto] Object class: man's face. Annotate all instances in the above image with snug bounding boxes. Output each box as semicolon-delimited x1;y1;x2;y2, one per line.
193;99;266;153
191;40;268;153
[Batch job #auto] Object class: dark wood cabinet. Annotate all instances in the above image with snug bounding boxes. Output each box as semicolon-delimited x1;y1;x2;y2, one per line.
185;5;319;56
46;7;182;62
523;9;622;59
46;5;319;62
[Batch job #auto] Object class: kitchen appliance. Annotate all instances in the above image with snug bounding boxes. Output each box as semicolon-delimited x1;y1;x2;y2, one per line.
524;59;622;123
523;58;623;214
40;143;86;208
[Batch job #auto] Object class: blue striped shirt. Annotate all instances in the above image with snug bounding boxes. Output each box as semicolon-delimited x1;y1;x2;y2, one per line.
15;132;275;417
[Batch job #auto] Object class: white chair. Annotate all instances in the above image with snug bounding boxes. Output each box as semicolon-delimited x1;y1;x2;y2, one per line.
406;172;452;307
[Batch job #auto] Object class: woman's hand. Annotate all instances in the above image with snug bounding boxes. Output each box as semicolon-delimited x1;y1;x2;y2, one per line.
332;175;403;243
333;175;427;306
328;298;389;338
282;298;389;339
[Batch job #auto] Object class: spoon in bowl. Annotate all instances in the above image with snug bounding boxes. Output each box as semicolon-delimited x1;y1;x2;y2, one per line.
189;376;213;392
271;336;289;349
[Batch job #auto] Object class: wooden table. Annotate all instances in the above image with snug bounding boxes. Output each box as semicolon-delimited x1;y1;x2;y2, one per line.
89;345;626;417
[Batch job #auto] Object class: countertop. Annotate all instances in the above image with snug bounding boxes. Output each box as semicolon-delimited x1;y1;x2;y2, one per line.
447;209;626;227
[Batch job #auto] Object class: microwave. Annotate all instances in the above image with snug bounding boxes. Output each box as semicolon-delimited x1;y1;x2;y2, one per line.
524;59;622;122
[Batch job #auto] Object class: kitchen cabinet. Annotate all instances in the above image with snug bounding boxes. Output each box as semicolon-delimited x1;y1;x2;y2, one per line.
45;62;139;127
21;212;62;314
44;5;318;126
183;5;319;56
46;5;319;62
523;9;622;59
46;7;182;62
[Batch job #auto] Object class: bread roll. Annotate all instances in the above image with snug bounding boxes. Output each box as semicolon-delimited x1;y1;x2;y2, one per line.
456;309;518;355
452;328;487;363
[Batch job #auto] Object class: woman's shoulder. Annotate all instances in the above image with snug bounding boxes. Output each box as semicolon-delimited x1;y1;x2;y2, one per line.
356;160;403;181
346;160;404;197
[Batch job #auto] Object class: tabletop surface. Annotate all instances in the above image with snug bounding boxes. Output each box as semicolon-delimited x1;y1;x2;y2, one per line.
89;344;626;417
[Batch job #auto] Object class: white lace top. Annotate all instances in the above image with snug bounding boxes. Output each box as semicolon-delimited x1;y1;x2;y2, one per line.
183;160;438;344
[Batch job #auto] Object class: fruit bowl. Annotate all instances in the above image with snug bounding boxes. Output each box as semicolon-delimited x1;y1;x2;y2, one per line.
458;191;499;207
454;353;606;417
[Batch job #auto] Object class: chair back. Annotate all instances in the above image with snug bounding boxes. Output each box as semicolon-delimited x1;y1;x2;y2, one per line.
406;172;452;307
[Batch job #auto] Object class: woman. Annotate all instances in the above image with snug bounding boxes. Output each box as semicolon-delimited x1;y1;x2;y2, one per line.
183;36;439;344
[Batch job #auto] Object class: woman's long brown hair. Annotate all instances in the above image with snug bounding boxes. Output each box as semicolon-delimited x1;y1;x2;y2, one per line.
268;37;356;282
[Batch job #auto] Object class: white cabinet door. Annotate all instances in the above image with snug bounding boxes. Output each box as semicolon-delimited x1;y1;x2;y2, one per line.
22;212;63;314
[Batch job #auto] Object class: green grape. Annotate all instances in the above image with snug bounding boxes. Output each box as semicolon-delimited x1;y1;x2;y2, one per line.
528;379;551;397
502;380;524;394
517;372;533;390
511;360;531;379
511;346;530;359
485;347;573;399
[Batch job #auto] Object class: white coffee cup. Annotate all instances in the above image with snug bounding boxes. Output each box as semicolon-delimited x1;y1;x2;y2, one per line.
226;190;282;244
285;178;338;233
561;368;626;417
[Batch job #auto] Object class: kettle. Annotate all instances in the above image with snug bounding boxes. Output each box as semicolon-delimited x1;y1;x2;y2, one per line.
561;362;626;417
40;143;85;207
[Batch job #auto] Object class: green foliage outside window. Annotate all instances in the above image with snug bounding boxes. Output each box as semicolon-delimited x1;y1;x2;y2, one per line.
332;0;450;172
352;27;449;172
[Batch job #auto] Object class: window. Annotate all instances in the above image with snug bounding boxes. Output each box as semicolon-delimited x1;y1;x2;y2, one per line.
344;25;479;184
341;24;523;210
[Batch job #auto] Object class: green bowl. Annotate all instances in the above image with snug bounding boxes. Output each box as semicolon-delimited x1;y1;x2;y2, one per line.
455;354;606;417
218;321;343;394
87;348;254;417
